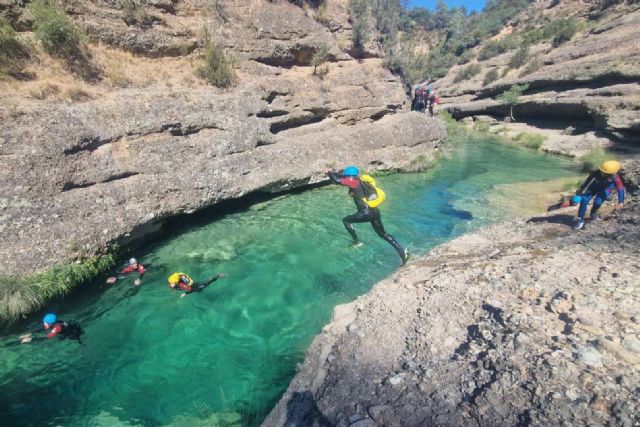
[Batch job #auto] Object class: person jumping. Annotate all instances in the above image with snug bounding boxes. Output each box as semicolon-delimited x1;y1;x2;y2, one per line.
326;166;408;266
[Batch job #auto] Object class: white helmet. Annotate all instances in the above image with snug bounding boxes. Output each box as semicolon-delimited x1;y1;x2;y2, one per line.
129;258;137;265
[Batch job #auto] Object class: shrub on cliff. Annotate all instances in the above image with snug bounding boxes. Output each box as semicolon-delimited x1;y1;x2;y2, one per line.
311;43;331;75
197;37;237;88
482;68;499;86
508;46;529;69
29;1;83;59
496;83;529;121
29;0;98;80
453;63;481;83
544;17;579;47
0;17;29;78
348;0;370;57
478;36;518;61
0;253;116;324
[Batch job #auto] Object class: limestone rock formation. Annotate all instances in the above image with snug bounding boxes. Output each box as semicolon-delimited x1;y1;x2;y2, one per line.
0;1;444;276
434;1;640;148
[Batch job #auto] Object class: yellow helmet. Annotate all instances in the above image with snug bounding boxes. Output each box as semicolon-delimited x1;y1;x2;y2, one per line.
168;273;180;285
599;160;621;174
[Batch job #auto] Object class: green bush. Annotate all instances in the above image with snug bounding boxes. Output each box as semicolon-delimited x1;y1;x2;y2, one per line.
311;43;331;75
197;38;237;88
473;121;491;133
348;0;370;56
544;17;579;47
513;132;546;149
29;0;84;59
0;17;29;77
496;83;529;121
120;0;148;26
0;253;116;323
478;35;518;61
579;148;612;172
508;46;529;69
519;55;542;77
482;68;499;86
456;49;475;65
453;62;481;83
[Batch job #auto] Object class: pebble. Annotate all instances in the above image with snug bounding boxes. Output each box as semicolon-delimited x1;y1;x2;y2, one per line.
621;337;640;353
388;373;406;386
576;347;603;368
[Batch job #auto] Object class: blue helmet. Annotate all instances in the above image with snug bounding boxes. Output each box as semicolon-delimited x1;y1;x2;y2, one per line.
43;313;57;324
343;166;359;177
571;195;582;205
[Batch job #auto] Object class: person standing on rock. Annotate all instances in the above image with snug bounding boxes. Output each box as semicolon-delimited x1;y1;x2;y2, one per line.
572;160;625;230
326;166;409;266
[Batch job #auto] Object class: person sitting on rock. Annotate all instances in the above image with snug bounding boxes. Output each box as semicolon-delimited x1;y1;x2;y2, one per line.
106;257;146;286
572;160;625;230
168;272;226;298
20;313;83;344
326;166;408;266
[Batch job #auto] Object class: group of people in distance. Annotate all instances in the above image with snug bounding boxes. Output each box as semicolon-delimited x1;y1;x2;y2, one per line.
19;156;627;344
411;83;439;116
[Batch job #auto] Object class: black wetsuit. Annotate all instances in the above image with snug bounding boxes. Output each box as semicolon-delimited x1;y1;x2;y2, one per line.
327;171;407;264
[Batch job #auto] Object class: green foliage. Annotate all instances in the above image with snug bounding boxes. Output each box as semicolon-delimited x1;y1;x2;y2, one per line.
197;35;237;88
29;0;83;59
519;55;542;77
544;17;579;47
28;0;98;80
348;0;370;56
497;83;529;106
438;111;468;141
0;253;116;323
478;35;519;61
482;68;499;86
453;62;481;83
496;83;529;121
579;148;612;173
512;132;546;149
456;49;475;65
473;121;491;133
508;46;529;69
311;43;331;74
120;0;147;25
0;17;29;77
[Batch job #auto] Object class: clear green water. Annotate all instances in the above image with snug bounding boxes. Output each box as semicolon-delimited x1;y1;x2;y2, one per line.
0;141;579;426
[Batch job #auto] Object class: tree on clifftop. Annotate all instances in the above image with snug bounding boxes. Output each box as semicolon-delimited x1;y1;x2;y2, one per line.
496;83;529;121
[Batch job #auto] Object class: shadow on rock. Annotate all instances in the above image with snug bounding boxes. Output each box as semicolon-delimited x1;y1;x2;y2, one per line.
284;391;332;427
526;214;574;226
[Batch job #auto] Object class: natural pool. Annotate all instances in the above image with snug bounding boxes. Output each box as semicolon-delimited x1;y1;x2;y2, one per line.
0;140;581;426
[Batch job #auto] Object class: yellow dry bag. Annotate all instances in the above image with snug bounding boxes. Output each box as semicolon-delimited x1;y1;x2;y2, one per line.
360;174;386;208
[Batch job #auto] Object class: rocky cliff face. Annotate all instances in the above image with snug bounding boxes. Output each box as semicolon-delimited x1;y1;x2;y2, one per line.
0;0;445;275
434;1;639;149
263;159;640;427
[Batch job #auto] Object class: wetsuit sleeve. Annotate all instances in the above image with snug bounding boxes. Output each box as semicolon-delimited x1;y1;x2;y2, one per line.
179;275;193;293
46;324;62;338
137;264;146;278
326;170;345;185
578;171;598;194
120;265;135;274
614;174;625;203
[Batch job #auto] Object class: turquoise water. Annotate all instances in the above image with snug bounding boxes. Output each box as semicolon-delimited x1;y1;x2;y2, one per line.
0;141;579;426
